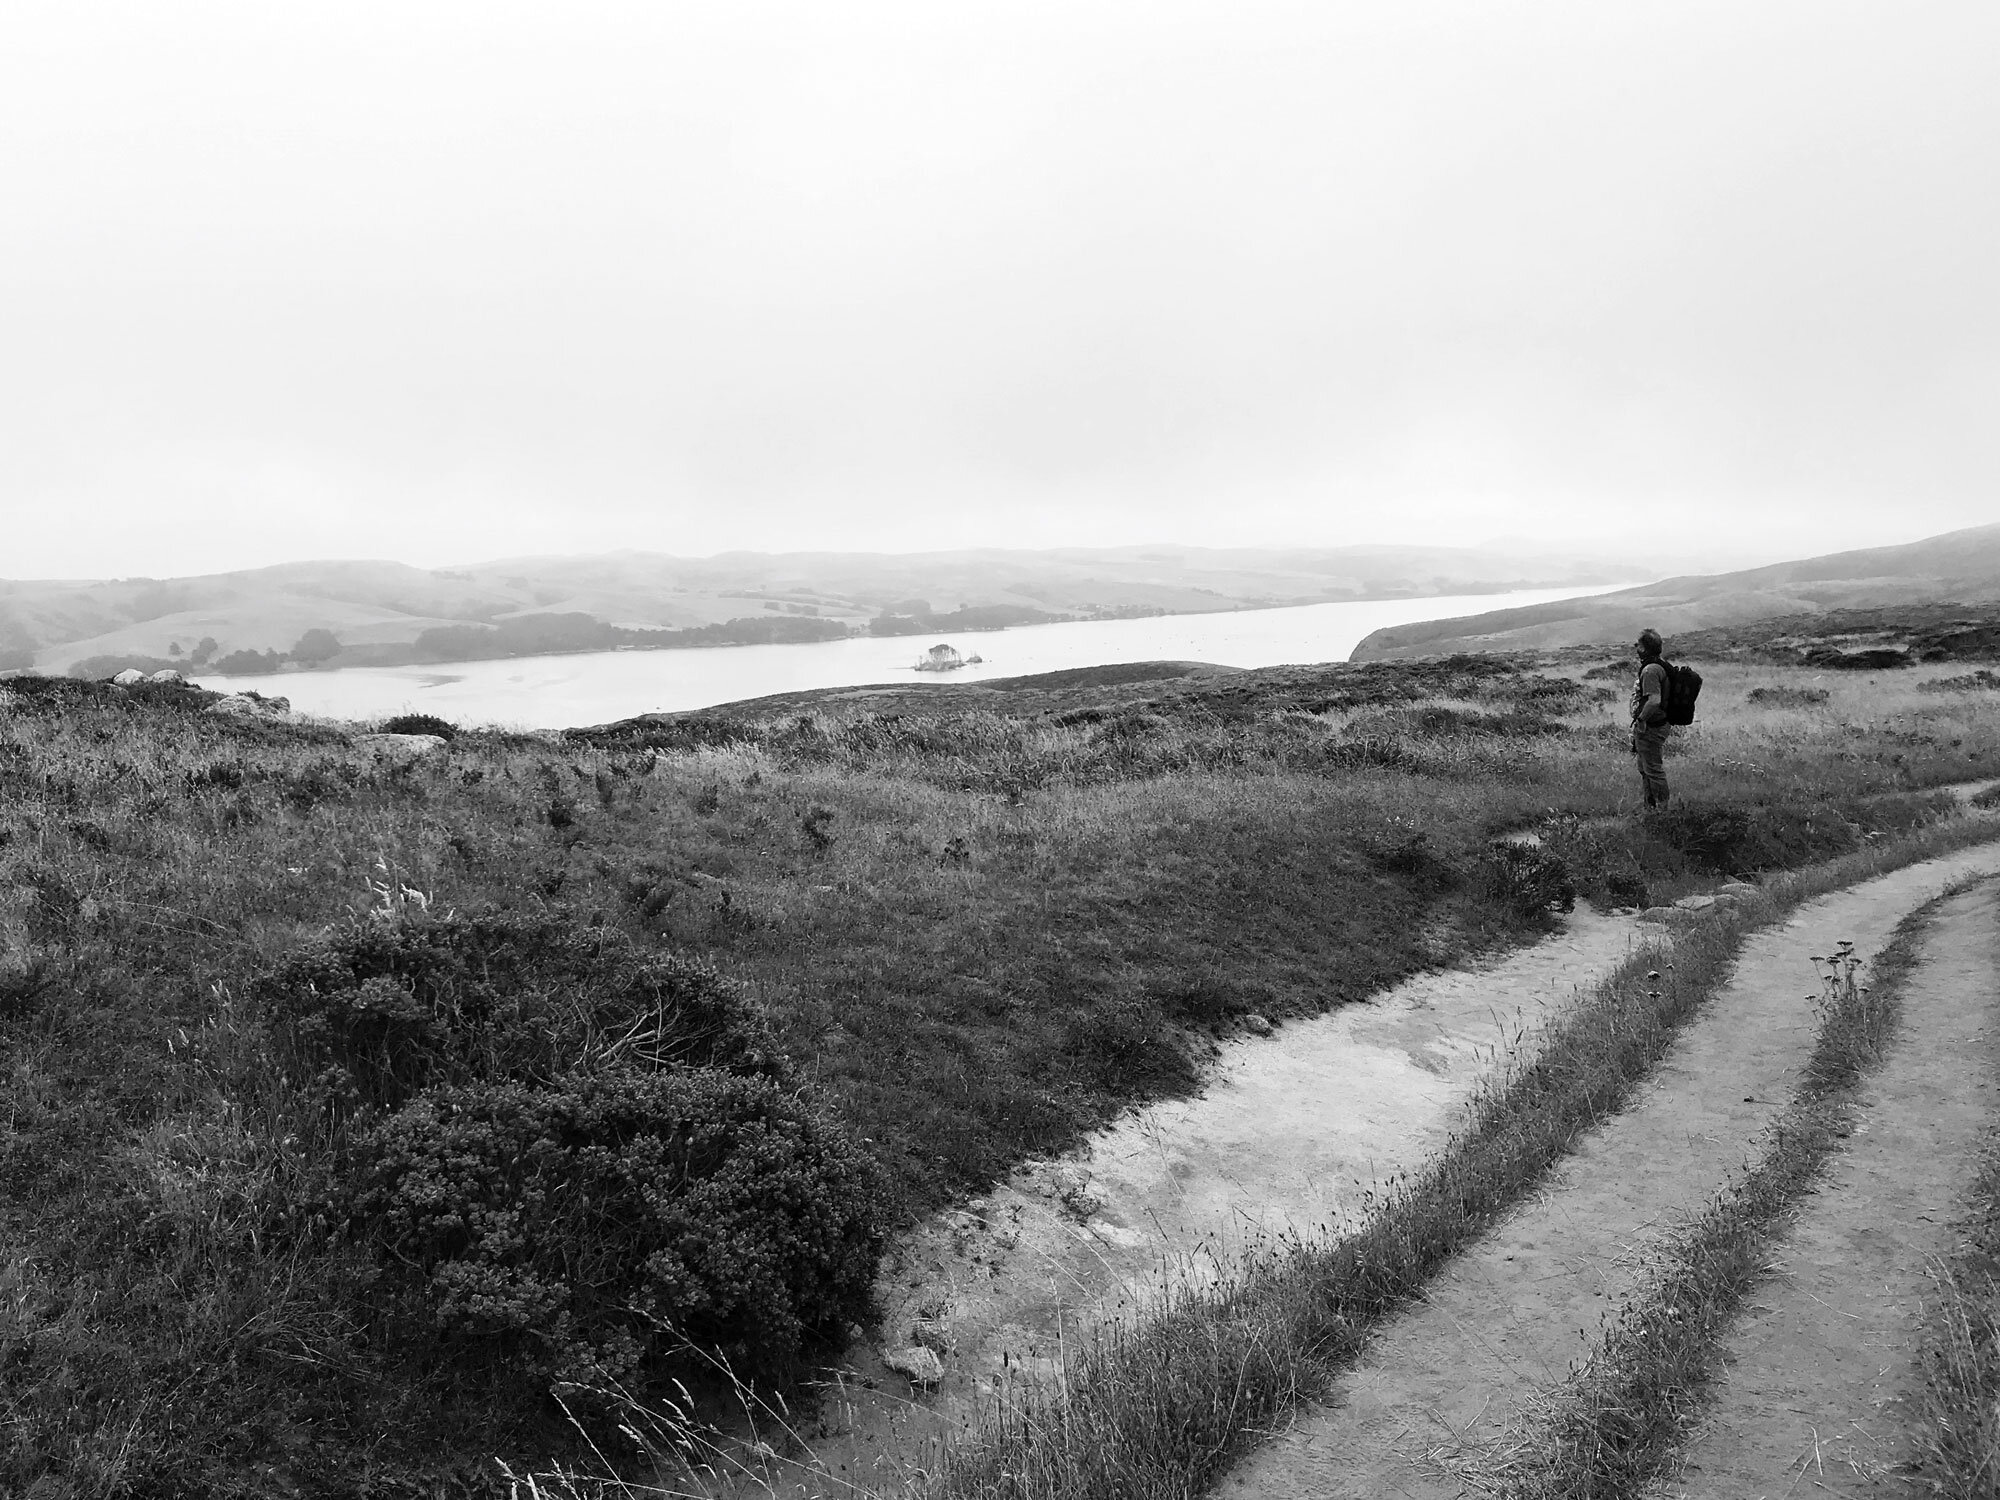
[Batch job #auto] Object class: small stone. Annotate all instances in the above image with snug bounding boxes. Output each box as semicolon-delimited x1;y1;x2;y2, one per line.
1242;1013;1274;1036
1047;1165;1106;1216
911;1320;954;1355
1674;894;1717;912
881;1345;945;1386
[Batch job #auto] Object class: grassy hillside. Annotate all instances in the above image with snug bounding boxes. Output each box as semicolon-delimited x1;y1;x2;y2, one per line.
1352;522;2000;659
1;543;1632;676
5;630;2000;1494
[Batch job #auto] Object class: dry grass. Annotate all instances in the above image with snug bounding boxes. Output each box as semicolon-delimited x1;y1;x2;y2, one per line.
3;650;2000;1493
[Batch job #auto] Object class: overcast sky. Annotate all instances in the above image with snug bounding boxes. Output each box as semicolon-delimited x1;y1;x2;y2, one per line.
4;0;1996;579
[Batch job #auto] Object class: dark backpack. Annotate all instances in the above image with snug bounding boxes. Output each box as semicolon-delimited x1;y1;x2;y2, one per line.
1646;658;1702;726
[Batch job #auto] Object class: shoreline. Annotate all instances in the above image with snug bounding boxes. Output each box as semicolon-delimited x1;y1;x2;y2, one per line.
173;583;1630;729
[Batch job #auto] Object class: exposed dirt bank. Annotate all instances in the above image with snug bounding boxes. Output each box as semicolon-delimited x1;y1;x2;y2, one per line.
770;904;1657;1494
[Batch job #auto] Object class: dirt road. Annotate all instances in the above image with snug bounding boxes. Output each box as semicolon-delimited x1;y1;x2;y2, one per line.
1215;844;2000;1499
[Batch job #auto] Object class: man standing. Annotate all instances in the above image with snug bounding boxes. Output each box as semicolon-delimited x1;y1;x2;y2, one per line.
1631;629;1671;809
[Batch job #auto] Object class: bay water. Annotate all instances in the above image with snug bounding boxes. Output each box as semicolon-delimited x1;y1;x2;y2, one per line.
198;584;1619;731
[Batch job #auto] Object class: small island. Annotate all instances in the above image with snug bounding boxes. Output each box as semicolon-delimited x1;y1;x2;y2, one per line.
913;642;984;672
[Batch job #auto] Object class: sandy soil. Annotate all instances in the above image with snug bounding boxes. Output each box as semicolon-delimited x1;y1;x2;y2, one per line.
1213;842;2000;1500
770;903;1656;1494
1648;883;2000;1498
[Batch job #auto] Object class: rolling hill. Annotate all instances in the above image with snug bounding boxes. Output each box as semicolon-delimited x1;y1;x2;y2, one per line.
0;543;1632;676
1350;522;2000;660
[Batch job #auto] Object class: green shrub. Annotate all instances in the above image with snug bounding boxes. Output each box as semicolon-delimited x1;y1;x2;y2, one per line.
379;712;459;739
254;910;883;1390
255;911;781;1115
1746;684;1831;706
1918;669;2000;695
1648;800;1861;874
1481;842;1576;919
349;1067;882;1386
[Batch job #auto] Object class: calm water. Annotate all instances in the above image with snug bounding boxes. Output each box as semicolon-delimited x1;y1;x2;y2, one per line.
198;585;1620;730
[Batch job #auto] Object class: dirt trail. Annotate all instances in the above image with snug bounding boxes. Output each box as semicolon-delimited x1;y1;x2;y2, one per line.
1650;884;2000;1498
788;905;1654;1493
1214;842;2000;1500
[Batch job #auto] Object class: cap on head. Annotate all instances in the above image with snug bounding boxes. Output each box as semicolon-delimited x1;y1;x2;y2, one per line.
1637;629;1664;659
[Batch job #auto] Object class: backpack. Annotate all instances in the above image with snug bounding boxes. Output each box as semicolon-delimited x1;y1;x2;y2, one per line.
1645;657;1702;726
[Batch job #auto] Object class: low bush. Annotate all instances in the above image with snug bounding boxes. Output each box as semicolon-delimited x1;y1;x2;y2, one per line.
256;911;780;1115
1481;842;1577;919
1745;684;1830;706
378;711;459;739
350;1068;882;1388
1920;669;2000;695
248;909;884;1395
1646;799;1863;875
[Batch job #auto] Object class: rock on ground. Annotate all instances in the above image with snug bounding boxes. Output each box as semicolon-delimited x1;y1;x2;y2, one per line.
880;1345;945;1387
205;694;292;721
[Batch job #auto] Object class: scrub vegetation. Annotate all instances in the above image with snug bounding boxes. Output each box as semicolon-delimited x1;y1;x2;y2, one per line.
4;640;2000;1494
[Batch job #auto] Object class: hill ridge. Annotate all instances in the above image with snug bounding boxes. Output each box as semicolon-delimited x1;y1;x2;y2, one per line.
1352;521;2000;660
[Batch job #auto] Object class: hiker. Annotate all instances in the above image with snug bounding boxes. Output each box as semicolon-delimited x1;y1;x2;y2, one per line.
1631;629;1670;809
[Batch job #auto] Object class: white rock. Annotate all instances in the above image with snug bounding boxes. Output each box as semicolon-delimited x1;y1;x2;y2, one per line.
1674;894;1717;912
1085;1218;1148;1248
881;1345;945;1386
356;732;447;759
1046;1165;1106;1217
111;668;147;685
147;669;186;684
205;693;291;721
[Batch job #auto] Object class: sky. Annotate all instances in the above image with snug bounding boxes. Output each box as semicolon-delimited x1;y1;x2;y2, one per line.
3;0;1997;580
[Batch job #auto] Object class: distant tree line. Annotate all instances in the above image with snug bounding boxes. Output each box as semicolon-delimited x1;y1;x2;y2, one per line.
406;612;852;663
54;601;1107;680
866;603;1056;636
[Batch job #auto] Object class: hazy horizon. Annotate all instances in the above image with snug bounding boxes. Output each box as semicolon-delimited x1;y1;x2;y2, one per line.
6;2;1996;578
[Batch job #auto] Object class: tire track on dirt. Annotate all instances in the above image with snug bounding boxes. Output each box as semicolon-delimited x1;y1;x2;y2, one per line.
1216;842;2000;1500
1647;883;2000;1498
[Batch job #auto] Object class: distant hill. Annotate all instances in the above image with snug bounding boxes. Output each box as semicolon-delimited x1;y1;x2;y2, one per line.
0;543;1633;677
1350;523;2000;661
